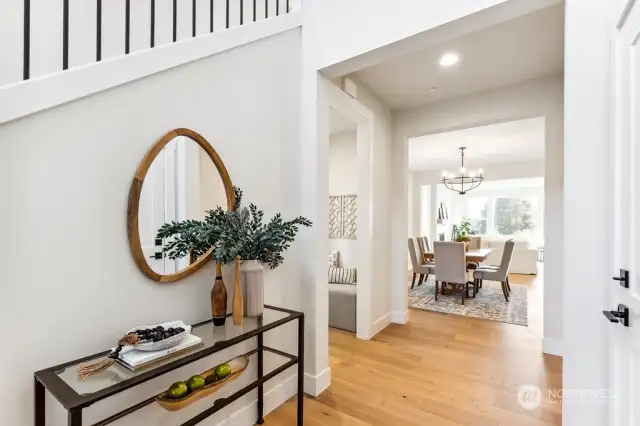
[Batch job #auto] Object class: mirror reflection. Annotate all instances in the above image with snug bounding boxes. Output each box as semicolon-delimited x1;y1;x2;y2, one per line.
138;135;228;275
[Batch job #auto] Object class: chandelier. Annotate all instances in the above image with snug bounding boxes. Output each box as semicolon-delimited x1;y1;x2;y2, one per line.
441;147;484;195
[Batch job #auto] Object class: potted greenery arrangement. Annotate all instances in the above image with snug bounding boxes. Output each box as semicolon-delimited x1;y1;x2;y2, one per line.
455;217;474;251
157;187;312;317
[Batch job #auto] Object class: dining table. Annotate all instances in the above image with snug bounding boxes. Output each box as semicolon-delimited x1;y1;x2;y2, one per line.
423;248;493;264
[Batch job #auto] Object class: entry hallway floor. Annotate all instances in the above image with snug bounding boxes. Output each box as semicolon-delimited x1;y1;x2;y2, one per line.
266;273;562;426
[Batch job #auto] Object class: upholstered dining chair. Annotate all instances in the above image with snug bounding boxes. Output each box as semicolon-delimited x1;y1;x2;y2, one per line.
473;239;515;301
468;236;482;250
408;238;435;289
416;236;425;255
421;236;434;264
433;241;470;304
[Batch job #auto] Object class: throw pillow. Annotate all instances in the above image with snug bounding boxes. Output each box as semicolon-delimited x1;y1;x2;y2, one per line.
328;267;357;284
328;250;339;268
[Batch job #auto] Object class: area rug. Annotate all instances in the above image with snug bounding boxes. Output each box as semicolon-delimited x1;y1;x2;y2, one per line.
408;276;528;326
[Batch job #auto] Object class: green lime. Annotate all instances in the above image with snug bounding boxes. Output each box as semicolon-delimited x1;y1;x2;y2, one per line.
187;375;206;392
167;381;189;399
214;363;232;380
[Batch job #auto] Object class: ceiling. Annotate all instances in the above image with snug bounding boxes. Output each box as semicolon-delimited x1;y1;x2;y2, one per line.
356;5;565;110
330;108;357;134
408;117;545;171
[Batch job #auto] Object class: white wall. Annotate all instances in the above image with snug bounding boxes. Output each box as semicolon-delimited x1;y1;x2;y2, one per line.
0;0;302;87
563;0;614;424
391;76;564;351
410;160;545;238
345;76;394;331
0;28;302;426
329;130;358;268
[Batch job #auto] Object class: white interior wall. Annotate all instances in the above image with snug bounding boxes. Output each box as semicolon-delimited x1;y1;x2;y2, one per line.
392;76;564;353
329;130;358;268
409;160;544;238
0;0;302;87
0;28;301;426
345;76;394;332
563;0;614;424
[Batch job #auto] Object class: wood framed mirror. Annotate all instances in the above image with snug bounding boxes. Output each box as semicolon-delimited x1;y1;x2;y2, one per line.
128;128;235;283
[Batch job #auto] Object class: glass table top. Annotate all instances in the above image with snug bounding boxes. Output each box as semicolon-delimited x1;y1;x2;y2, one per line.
47;307;296;400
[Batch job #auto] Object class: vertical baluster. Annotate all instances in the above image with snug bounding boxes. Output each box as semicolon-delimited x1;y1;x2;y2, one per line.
24;0;30;79
63;0;69;70
210;0;214;32
265;0;268;19
192;0;196;36
276;0;279;16
240;0;243;25
253;0;256;22
287;0;289;13
173;0;177;42
150;0;155;47
125;0;131;54
226;0;230;29
96;0;102;60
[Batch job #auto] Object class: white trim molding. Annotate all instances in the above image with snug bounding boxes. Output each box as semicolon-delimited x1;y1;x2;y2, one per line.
0;12;301;126
304;368;331;397
542;338;563;357
391;310;409;324
370;312;392;337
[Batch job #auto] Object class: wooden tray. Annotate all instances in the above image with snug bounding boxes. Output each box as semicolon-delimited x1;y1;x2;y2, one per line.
156;355;249;411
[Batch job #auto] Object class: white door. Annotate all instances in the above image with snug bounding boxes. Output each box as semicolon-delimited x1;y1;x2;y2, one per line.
609;2;640;424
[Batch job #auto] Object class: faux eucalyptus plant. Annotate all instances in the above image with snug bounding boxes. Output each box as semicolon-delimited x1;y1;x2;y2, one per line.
156;187;312;269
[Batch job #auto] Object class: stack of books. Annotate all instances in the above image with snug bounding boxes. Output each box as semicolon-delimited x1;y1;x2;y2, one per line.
117;334;204;372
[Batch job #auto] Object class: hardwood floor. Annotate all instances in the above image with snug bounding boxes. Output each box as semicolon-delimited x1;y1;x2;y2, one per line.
266;268;562;426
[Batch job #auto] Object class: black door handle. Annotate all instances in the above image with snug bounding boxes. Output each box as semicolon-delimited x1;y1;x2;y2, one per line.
613;269;630;288
602;304;630;327
149;252;163;260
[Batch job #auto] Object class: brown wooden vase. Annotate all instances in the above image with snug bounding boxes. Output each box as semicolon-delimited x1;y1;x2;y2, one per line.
211;262;227;326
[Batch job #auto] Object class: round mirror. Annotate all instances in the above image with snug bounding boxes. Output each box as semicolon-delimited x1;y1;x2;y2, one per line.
128;128;234;282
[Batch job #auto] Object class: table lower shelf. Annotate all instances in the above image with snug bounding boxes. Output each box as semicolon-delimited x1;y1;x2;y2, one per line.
90;346;297;426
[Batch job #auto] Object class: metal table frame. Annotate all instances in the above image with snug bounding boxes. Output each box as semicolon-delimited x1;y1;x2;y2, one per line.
34;305;304;426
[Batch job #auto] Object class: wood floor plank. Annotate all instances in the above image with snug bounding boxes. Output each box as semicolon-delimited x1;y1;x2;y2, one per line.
265;270;562;426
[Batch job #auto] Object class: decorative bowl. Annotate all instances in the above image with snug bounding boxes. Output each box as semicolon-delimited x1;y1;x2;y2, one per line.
127;321;191;352
156;355;250;411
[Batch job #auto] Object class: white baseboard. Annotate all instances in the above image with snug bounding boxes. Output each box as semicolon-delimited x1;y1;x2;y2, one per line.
218;372;297;425
542;338;563;357
390;310;409;324
371;312;392;337
304;367;331;397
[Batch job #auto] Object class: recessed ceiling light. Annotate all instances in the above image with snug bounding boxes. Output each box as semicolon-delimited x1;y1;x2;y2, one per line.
428;87;438;92
439;52;460;67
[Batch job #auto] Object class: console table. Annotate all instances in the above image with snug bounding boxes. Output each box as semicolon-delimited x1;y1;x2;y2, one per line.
34;305;304;426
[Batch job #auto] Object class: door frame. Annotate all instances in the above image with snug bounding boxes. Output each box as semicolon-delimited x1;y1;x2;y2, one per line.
326;81;376;340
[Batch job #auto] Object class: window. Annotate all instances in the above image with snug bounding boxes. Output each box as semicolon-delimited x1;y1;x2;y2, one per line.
493;197;537;237
467;198;488;235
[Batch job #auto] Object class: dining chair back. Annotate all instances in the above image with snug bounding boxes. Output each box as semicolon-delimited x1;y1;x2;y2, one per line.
407;238;421;270
415;236;425;257
433;242;467;285
495;239;516;280
468;236;482;250
422;236;431;251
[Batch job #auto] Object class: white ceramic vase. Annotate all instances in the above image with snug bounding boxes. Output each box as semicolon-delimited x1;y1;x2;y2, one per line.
240;260;264;317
